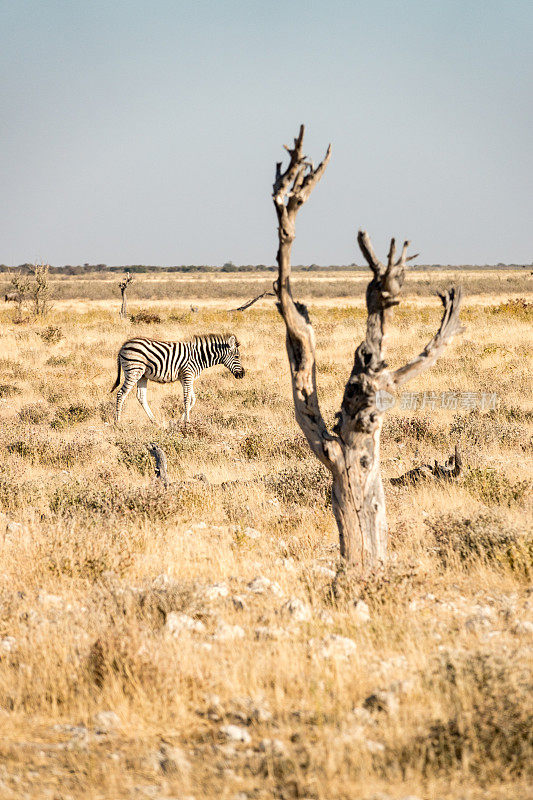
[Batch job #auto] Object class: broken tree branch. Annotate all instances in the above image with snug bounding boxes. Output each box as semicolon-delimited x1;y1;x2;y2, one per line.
230;290;276;313
392;288;464;386
390;445;462;486
147;443;169;488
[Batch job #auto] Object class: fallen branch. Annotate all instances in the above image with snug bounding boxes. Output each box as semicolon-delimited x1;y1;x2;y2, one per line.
147;443;169;488
229;290;275;313
390;445;462;486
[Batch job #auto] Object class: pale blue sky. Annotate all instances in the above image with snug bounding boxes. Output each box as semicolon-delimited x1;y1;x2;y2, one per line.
1;0;532;265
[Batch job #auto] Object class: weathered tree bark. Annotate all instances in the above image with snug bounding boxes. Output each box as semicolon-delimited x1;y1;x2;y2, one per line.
273;125;463;570
119;272;133;318
390;444;462;486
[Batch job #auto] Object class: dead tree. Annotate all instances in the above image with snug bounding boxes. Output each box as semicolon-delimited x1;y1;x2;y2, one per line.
119;272;133;318
390;445;462;486
273;125;463;569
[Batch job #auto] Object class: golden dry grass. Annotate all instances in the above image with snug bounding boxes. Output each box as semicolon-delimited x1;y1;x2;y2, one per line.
0;271;531;799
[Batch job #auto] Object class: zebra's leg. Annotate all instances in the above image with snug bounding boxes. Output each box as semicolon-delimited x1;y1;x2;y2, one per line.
188;383;197;417
136;375;156;424
115;366;144;423
180;376;192;423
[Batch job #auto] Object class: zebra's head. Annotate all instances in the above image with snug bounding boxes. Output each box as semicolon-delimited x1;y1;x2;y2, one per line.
222;335;245;379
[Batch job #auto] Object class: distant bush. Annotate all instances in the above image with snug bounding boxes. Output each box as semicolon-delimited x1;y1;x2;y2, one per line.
130;310;161;324
0;384;21;398
39;325;63;344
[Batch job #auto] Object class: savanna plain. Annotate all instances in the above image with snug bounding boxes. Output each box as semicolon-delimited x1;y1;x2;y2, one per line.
0;268;531;800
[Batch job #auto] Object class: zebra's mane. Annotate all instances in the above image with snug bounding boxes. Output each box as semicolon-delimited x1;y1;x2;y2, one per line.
192;333;240;347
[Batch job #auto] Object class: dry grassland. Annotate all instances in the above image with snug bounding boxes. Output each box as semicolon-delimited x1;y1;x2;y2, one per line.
0;270;531;799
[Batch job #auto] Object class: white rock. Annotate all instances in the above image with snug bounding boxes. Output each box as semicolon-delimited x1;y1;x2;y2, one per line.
465;613;492;632
204;583;229;601
247;576;271;594
258;738;287;757
353;599;371;623
220;724;252;744
166;612;205;635
0;636;16;653
6;520;25;536
213;621;245;641
254;626;289;640
242;527;261;539
315;634;357;660
312;565;336;580
93;711;120;733
365;739;385;753
157;743;191;776
512;620;533;635
280;598;312;623
151;573;172;588
37;592;63;609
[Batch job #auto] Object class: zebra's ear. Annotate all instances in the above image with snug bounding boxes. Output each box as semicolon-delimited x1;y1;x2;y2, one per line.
228;335;237;349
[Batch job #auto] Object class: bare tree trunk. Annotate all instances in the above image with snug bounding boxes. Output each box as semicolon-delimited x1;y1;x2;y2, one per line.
272;125;463;570
119;272;133;318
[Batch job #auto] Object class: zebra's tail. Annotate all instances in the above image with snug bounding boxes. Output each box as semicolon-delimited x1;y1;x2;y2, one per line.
110;356;121;392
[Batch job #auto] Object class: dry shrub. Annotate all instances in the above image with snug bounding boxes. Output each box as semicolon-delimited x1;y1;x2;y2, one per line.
489;297;533;319
331;560;424;609
450;409;531;451
51;402;94;428
428;510;532;577
46;353;75;367
241;431;309;461
130;309;162;324
0;383;21;398
50;479;208;520
396;651;532;779
0;358;29;379
463;467;530;507
5;432;97;468
0;466;42;511
18;402;50;424
39;526;135;580
39;324;63;343
383;415;447;448
267;461;330;506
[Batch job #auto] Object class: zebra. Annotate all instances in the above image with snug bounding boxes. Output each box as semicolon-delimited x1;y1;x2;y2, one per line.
111;333;244;424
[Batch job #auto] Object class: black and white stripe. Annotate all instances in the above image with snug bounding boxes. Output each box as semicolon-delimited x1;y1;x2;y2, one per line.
111;333;244;423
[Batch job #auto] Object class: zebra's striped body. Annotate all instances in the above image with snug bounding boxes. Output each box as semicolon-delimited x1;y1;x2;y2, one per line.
112;333;244;423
